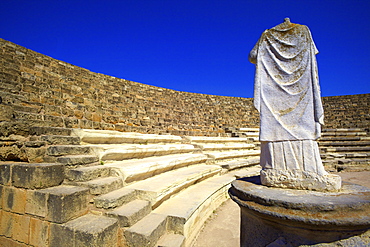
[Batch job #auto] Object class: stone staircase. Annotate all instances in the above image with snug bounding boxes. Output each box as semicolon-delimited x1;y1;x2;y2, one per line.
224;126;370;170
224;127;259;140
319;128;370;171
2;126;369;246
0;127;261;247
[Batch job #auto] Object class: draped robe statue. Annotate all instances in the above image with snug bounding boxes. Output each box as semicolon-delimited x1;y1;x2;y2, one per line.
249;18;341;191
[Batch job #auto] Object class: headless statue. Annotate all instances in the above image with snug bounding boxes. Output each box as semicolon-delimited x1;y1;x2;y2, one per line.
249;18;341;191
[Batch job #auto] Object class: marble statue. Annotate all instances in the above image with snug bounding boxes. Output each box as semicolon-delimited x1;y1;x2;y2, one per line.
249;18;341;191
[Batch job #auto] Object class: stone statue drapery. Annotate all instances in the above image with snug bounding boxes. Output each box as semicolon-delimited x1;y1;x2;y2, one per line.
249;19;341;190
249;18;324;142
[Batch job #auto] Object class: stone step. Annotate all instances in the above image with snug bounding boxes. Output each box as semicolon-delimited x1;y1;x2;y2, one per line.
321;152;369;160
26;185;89;223
206;149;260;161
183;136;252;143
57;154;99;166
194;143;255;151
70;176;123;195
95;187;137;209
236;132;259;137
319;141;370;146
219;157;260;171
90;143;199;161
124;213;167;247
40;135;81;145
30;126;73;136
106;199;152;227
50;214;118;247
232;133;259;140
238;127;259;132
321;131;367;136
231;165;262;179
321;146;370;153
105;153;209;183
125;164;222;208
322;128;366;133
224;127;259;133
72;128;183;144
153;174;237;246
319;136;370;142
335;163;370;172
157;233;185;247
47;145;92;156
337;158;370;165
345;153;370;158
6;163;64;189
66;164;112;182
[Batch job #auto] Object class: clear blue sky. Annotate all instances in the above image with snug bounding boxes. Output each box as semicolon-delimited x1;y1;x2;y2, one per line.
1;0;369;98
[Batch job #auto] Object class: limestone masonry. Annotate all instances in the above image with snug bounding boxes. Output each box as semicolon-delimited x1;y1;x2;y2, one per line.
0;38;369;247
0;38;369;139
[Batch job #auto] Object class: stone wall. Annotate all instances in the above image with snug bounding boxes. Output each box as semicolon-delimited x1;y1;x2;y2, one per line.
0;38;369;138
0;38;258;137
322;94;369;130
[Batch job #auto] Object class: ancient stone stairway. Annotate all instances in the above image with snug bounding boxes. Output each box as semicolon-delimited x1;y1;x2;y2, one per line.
319;128;370;170
3;126;368;246
2;127;260;247
225;127;370;170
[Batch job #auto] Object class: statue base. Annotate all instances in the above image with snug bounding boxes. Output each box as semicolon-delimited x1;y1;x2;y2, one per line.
260;169;342;192
229;176;370;247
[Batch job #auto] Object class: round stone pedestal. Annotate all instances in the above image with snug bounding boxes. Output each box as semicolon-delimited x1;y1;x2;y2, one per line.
229;176;370;247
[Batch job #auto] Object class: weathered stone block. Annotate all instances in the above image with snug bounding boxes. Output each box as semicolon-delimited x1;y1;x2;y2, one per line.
3;186;27;214
29;217;50;247
20;146;47;163
41;185;89;223
12;163;64;189
0;210;13;237
49;223;74;247
29;126;72;136
0;235;28;247
26;189;48;217
66;165;110;182
106;199;151;227
124;213;167;247
0;104;14;121
0;145;24;161
50;214;118;247
260;169;342;192
0;164;11;185
94;187;137;209
13;213;31;244
57;154;99;166
40;135;80;145
0;185;3;209
47;145;91;156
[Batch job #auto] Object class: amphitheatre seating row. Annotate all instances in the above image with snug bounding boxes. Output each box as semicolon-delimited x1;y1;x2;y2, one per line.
1;126;368;247
225;127;370;170
2;127;260;247
319;128;370;170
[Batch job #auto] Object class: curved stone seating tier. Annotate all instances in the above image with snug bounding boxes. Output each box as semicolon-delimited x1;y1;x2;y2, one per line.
193;143;256;151
2;126;368;247
224;127;259;140
318;128;370;170
105;153;209;183
1;127;261;247
183;136;253;143
72;129;183;144
92;143;199;161
206;149;260;160
223;127;370;170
